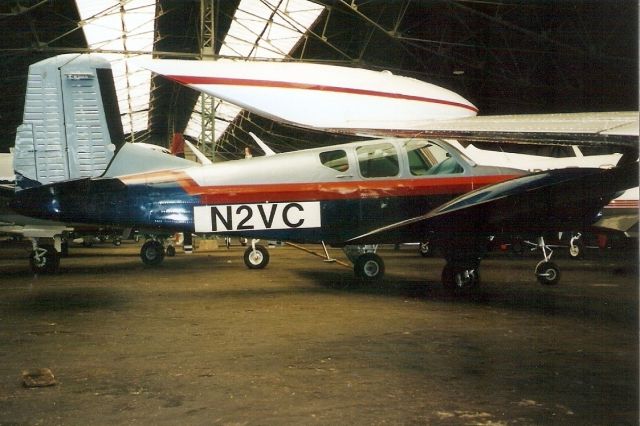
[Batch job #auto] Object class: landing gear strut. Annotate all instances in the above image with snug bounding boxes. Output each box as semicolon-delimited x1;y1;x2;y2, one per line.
28;236;62;274
535;236;560;285
29;244;60;274
568;233;584;260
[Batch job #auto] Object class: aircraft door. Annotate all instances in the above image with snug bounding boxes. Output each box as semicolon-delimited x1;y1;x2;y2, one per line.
318;148;359;241
355;142;401;232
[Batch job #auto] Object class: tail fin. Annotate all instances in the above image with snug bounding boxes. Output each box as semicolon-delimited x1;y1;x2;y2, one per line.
13;54;124;190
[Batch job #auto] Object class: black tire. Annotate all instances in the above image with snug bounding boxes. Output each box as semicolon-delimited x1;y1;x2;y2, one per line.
113;239;122;247
419;242;432;257
140;240;165;266
568;240;584;260
354;253;385;281
244;245;270;269
166;245;176;257
535;261;560;285
29;244;60;274
442;263;480;291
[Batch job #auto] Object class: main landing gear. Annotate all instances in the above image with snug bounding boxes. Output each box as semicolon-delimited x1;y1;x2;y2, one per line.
534;236;560;285
245;242;385;281
441;261;480;291
140;240;166;266
28;236;63;274
343;245;385;281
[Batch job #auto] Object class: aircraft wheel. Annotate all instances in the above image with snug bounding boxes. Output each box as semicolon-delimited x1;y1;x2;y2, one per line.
113;238;122;247
418;242;432;257
166;245;176;257
244;245;270;269
354;253;385;281
568;240;584;260
442;263;479;291
29;244;60;274
535;261;560;285
140;240;165;266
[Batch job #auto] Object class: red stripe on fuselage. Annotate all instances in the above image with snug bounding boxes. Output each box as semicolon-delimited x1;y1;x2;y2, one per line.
119;170;517;204
177;175;515;204
166;75;479;114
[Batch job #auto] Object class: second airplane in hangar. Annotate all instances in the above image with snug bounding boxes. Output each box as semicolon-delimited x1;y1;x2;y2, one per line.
9;55;639;290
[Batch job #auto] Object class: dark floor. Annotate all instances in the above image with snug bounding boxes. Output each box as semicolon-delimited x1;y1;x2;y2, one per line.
0;240;637;425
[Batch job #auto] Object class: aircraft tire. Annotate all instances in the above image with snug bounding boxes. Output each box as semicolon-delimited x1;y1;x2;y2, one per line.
354;253;385;281
442;263;480;291
244;245;270;269
166;245;176;257
568;240;584;260
140;240;165;266
419;242;432;257
535;261;560;285
29;244;60;274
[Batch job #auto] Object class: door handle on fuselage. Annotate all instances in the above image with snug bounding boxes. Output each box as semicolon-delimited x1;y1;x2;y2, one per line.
336;174;353;179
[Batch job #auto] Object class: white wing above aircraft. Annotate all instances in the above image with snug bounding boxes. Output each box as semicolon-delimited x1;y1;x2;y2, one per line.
142;58;478;131
142;59;638;146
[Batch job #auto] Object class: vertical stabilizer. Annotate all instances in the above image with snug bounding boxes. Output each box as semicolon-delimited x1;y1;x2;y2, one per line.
14;54;124;190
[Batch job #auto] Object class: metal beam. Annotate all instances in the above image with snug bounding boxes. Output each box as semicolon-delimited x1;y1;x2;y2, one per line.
199;0;216;161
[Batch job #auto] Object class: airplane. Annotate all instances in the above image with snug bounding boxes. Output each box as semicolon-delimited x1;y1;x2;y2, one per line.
143;58;639;257
8;55;639;291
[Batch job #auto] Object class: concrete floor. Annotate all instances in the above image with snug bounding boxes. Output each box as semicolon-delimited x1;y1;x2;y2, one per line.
0;240;637;425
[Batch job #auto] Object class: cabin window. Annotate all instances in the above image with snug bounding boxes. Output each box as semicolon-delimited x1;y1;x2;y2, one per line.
319;150;349;172
357;143;399;178
406;140;463;175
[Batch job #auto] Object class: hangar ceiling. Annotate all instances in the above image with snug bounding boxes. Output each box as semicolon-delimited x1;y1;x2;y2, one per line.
0;0;637;161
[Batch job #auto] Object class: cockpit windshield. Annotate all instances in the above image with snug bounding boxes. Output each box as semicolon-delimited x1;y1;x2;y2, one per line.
405;140;463;175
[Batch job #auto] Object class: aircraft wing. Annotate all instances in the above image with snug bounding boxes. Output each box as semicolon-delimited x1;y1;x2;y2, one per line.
401;111;639;146
348;161;639;244
141;59;638;152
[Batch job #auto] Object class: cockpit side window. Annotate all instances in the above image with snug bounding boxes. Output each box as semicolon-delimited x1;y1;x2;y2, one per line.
319;149;349;172
405;140;463;175
357;143;399;178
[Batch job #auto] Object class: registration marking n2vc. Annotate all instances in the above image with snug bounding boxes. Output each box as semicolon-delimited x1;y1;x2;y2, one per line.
194;202;321;233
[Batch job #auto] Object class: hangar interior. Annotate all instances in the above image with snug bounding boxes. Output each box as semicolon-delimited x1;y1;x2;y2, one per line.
0;1;638;425
0;0;637;160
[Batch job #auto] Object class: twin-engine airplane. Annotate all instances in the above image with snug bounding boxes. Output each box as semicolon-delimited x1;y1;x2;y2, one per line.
9;55;639;290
